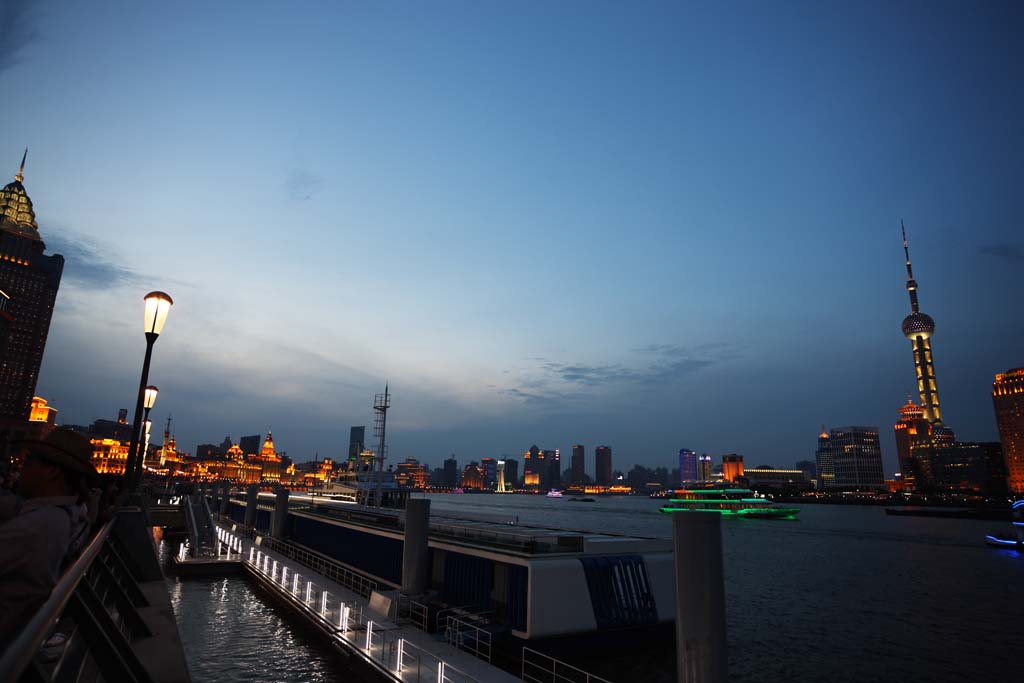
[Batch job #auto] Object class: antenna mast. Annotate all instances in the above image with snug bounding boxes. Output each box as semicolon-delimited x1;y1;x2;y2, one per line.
372;385;391;508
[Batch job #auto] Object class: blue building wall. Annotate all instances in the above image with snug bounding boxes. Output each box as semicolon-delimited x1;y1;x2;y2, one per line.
289;514;403;584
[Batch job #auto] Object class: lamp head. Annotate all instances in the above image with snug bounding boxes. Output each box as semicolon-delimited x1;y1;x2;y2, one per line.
143;291;173;336
144;385;159;410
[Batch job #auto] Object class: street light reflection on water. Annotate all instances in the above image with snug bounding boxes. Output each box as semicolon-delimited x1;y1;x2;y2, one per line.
160;541;338;682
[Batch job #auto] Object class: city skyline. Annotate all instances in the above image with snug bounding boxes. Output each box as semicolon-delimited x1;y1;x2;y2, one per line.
3;2;1022;473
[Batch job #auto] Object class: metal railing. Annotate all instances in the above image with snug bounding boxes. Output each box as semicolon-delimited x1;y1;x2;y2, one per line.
256;534;380;597
444;615;492;664
243;546;484;683
396;593;431;632
0;520;156;683
522;647;613;683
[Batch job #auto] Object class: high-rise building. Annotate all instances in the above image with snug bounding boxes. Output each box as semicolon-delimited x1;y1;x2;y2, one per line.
993;368;1024;494
697;453;713;481
595;445;612;486
899;223;951;434
0;152;64;421
544;449;560;488
722;454;744;483
523;445;545;488
678;449;697;484
239;434;261;455
815;426;884;490
481;457;498;488
443;456;459;487
0;290;11;358
502;457;519;487
571;444;585;484
348;426;366;462
461;461;485;489
893;400;932;490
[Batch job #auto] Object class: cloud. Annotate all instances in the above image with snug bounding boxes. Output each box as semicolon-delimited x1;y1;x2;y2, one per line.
285;168;323;203
43;227;146;289
979;243;1024;264
0;2;38;74
501;342;735;405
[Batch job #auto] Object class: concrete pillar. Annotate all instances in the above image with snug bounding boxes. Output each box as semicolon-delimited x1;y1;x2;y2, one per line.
219;483;230;516
673;512;727;683
244;484;259;529
402;498;431;595
271;486;290;539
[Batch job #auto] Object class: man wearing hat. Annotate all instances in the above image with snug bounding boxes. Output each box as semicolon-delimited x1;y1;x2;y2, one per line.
0;429;97;642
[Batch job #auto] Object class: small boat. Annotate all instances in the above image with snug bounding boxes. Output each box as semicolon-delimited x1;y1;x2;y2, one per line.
546;489;564;498
984;500;1023;550
570;497;597;502
659;487;799;520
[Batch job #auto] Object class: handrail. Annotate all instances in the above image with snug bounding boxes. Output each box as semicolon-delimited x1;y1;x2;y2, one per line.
522;647;614;683
0;520;114;680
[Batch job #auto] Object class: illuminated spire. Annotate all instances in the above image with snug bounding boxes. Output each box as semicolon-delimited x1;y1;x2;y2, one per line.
14;148;26;183
901;220;920;314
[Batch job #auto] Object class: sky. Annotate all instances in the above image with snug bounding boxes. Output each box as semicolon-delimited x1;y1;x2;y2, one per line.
2;1;1022;475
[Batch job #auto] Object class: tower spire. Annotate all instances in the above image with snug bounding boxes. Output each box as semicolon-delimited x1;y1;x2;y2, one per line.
901;220;920;314
15;148;26;183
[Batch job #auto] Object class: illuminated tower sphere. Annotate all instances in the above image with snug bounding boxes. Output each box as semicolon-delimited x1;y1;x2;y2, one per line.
899;222;946;428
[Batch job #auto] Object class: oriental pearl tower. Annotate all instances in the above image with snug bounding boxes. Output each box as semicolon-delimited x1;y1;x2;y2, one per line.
900;221;953;437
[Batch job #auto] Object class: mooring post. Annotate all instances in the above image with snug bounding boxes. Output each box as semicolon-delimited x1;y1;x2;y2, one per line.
244;484;259;529
673;512;728;683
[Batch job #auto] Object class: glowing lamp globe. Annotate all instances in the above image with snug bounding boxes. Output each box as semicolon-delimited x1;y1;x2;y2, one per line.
144;385;159;410
143;291;174;336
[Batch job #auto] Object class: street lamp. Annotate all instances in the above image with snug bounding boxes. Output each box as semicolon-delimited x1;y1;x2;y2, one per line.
142;419;152;471
125;291;173;490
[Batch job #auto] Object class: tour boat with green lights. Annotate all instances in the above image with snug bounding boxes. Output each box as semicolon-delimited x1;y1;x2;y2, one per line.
659;488;800;519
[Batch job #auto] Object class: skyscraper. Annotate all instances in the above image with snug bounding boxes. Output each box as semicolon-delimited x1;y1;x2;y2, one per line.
678;449;697;484
443;455;459;487
595;445;612;486
697;453;713;481
0;152;64;421
502;457;519;487
523;445;545;488
815;426;884;490
899;222;950;432
544;449;560;488
348;426;366;462
993;368;1024;494
571;444;585;484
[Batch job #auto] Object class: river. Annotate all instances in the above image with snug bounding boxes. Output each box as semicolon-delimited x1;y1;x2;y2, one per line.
165;495;1021;682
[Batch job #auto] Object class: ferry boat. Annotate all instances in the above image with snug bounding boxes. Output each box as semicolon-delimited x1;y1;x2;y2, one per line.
985;500;1024;550
659;487;800;520
546;489;564;498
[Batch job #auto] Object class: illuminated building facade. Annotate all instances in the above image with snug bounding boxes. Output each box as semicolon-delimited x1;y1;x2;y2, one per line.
348;426;366;464
395;457;429;489
993;368;1024;494
678;449;697;484
91;438;130;475
461;461;485;489
697;454;713;482
815;427;884;490
524;445;545;488
743;467;809;490
544;449;560;488
595;445;612;486
28;396;57;428
252;431;282;481
893;400;932;490
481;457;497;488
722;454;744;483
899;223;949;432
571;444;585;484
0;152;64;421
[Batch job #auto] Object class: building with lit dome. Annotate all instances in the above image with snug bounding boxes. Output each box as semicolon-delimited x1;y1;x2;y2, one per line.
893;400;932;490
0;151;64;424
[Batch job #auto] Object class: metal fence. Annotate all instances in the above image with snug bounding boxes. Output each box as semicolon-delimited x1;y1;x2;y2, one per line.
522;648;613;683
444;615;492;664
397;593;431;632
0;520;157;683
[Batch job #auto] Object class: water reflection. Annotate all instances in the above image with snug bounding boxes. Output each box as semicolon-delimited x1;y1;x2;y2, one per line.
161;541;339;682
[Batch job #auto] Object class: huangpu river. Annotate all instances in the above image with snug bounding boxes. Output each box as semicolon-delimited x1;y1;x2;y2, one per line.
165;495;1021;682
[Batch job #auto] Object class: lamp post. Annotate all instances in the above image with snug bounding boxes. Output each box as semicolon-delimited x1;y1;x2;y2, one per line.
125;291;173;490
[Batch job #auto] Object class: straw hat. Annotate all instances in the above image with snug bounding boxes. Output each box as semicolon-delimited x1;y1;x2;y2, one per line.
15;428;99;479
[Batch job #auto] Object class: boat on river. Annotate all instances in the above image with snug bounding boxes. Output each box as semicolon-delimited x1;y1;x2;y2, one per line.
985;500;1024;550
659;487;800;520
546;489;564;498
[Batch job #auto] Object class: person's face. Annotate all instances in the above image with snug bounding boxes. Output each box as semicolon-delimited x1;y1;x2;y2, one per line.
18;453;65;498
